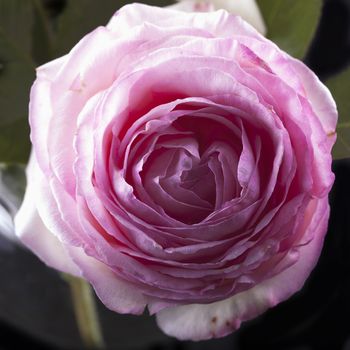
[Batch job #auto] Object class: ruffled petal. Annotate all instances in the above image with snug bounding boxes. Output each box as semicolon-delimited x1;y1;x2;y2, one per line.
156;198;329;340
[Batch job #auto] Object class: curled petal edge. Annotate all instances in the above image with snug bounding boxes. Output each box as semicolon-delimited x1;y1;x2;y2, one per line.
156;197;329;341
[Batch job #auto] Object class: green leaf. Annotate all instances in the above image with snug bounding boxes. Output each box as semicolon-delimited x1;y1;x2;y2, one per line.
325;67;350;160
0;0;34;58
0;0;53;64
0;117;32;164
257;0;322;59
0;30;35;163
53;0;125;57
31;0;54;64
0;1;38;163
53;0;173;57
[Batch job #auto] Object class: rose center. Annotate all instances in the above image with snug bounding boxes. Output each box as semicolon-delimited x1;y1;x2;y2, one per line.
180;160;216;207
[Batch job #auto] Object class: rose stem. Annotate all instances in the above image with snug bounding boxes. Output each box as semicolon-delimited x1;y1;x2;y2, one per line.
63;274;105;349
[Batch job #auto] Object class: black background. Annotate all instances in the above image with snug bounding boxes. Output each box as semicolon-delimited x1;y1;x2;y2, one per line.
0;0;350;349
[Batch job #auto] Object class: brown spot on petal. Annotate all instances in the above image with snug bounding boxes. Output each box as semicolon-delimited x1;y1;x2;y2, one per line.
225;320;231;327
194;1;211;11
327;130;336;138
69;74;87;93
211;316;217;324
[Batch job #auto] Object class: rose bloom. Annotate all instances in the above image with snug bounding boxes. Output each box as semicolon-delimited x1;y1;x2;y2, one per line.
15;3;337;341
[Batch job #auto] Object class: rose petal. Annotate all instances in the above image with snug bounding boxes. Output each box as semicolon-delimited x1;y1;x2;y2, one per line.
168;0;266;35
14;154;80;276
156;197;329;340
68;246;148;315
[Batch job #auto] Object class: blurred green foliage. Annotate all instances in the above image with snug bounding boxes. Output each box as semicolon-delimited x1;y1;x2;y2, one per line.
326;67;350;160
257;0;322;59
0;1;36;163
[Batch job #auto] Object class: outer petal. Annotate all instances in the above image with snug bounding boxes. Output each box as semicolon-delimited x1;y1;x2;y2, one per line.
30;56;67;174
36;55;67;81
107;3;262;41
14;154;80;276
168;0;266;35
234;35;337;143
68;246;149;315
168;0;215;13
29;78;53;174
156;198;329;340
289;58;338;138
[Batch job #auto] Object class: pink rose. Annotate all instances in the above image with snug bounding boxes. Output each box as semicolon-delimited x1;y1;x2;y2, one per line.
15;3;337;341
